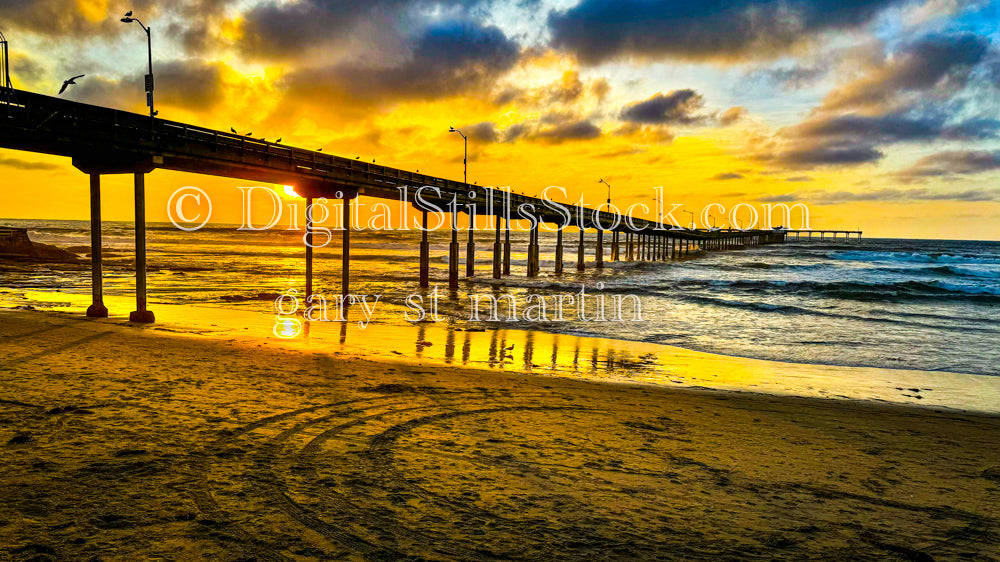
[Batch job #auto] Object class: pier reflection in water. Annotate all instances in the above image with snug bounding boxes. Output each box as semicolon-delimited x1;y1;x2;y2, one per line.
296;306;663;383
5;291;1000;413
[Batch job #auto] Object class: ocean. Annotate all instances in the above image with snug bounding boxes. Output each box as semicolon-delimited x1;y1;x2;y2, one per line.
3;219;999;380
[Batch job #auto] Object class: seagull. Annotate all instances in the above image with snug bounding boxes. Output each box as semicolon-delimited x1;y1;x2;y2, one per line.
355;156;360;159
58;75;85;95
276;137;282;143
317;148;323;152
245;132;252;137
124;10;132;17
230;127;237;134
372;158;376;163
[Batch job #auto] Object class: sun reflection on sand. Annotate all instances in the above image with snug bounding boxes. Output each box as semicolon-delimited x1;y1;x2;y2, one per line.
4;288;1000;413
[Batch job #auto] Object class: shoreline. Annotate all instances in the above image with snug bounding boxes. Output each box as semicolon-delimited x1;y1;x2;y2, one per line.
2;308;999;559
5;287;1000;415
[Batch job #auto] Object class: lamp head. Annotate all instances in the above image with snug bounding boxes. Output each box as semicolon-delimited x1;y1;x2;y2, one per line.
121;16;134;23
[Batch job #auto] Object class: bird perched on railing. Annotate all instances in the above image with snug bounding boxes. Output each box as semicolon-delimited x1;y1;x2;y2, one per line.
58;75;84;95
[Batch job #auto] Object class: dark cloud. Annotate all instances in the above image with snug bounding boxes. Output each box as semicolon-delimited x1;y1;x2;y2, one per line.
281;19;519;105
711;172;743;180
761;33;1000;169
0;1;231;40
823;33;990;111
465;117;602;144
764;141;885;167
759;187;1000;203
620;89;704;125
897;150;1000;182
548;0;900;64
766;111;1000;168
786;176;815;182
66;59;226;112
791;112;1000;144
465;122;500;143
0;156;61;171
533;120;602;143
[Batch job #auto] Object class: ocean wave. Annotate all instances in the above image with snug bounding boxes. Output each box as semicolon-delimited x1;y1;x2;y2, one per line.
663;278;1000;303
872;265;1000;280
831;250;1000;265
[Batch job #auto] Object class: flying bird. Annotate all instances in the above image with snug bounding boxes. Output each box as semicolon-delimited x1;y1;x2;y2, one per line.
58;75;85;95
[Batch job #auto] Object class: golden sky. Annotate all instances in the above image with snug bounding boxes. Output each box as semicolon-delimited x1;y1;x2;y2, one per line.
2;0;999;239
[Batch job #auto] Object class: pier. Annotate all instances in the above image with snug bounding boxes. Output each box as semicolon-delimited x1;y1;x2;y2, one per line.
785;230;863;242
1;88;791;323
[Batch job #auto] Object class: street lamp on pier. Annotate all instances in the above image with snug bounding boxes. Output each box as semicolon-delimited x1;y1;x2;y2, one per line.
448;126;467;185
598;178;611;206
120;11;155;129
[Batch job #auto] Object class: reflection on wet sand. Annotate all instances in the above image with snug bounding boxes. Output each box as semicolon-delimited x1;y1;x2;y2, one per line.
5;290;1000;413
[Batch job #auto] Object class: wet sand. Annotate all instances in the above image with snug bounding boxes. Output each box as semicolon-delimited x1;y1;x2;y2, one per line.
2;309;1000;561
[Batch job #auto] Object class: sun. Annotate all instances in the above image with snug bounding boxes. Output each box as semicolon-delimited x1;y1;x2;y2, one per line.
283;185;300;198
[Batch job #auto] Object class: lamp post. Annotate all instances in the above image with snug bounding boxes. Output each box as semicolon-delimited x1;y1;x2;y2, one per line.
449;126;467;185
683;210;695;229
120;11;155;131
0;29;11;90
598;178;611;206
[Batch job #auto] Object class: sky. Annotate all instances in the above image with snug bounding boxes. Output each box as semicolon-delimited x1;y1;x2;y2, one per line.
1;0;999;239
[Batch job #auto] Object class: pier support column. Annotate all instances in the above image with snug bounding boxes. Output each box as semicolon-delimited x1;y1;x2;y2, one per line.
577;229;586;271
342;195;350;297
503;220;511;276
596;230;604;269
611;231;620;261
305;197;314;301
420;210;430;287
626;232;634;261
466;211;475;277
129;172;154;323
555;228;564;275
86;174;108;318
492;214;502;280
527;222;540;277
449;212;459;290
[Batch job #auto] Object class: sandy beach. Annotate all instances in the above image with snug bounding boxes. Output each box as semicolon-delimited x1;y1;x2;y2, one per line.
1;309;999;561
